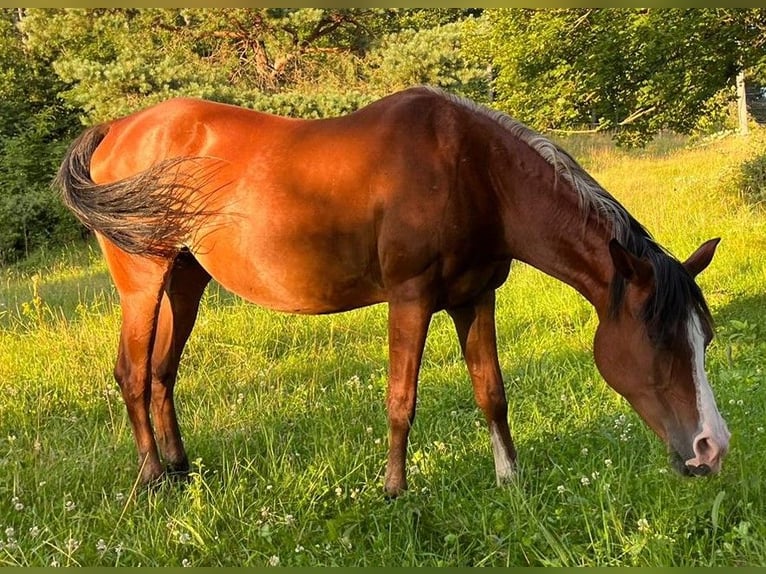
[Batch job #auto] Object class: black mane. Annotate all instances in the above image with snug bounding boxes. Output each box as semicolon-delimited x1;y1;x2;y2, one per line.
608;218;714;347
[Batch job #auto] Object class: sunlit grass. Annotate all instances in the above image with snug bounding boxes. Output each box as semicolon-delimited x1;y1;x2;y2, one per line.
0;131;765;566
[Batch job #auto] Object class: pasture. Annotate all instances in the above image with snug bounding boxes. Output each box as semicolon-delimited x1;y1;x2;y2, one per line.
0;132;764;566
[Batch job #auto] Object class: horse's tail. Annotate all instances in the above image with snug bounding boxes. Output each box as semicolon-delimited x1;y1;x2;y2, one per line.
54;124;221;258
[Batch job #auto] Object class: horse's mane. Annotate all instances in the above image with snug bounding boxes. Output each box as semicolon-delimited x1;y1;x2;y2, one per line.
425;86;714;345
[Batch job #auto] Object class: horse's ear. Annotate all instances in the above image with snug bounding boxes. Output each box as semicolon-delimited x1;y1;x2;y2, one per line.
609;239;653;285
683;237;720;278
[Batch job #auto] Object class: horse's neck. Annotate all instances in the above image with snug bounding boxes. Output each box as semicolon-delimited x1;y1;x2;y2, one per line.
499;169;615;316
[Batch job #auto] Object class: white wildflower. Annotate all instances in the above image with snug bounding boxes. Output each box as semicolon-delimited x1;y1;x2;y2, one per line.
268;555;280;566
580;476;590;486
637;518;650;533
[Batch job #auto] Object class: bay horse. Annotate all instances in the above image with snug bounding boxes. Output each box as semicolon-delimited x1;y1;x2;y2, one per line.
55;86;730;497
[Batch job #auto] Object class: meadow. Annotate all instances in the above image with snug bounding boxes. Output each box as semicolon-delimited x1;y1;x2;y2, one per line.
0;131;764;566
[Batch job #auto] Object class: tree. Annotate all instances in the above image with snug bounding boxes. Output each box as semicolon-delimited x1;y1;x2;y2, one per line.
481;8;766;146
364;18;489;99
0;9;81;263
18;9;414;123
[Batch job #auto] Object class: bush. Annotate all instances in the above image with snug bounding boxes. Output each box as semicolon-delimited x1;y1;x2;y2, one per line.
738;151;766;207
238;89;378;119
0;130;85;265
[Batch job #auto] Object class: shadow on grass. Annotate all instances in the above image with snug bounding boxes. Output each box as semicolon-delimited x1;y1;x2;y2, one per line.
713;292;766;329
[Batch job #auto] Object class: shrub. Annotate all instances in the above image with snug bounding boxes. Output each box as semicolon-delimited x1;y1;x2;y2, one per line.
738;151;766;207
0;129;85;265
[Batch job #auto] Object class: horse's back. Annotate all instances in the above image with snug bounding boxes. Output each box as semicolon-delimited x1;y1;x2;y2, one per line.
90;87;469;182
89;97;298;183
86;88;510;314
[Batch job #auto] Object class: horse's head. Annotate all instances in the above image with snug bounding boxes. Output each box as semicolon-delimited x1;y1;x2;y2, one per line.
593;238;730;476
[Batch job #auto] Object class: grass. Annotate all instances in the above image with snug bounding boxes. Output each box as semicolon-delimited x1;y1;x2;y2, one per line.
1;131;765;566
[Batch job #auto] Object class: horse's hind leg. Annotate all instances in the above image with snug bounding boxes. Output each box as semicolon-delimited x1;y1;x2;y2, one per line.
384;297;433;498
150;251;210;477
448;290;516;485
102;239;175;485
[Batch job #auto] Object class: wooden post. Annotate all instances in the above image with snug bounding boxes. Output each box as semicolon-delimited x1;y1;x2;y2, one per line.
737;70;749;136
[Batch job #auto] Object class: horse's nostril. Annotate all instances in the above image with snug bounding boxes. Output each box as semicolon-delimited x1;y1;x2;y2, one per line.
695;436;712;456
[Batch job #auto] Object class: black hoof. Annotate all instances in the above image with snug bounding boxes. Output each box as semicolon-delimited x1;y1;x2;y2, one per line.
163;462;191;486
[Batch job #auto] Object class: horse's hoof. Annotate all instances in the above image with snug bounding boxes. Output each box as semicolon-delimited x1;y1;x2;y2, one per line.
383;481;407;500
166;462;191;482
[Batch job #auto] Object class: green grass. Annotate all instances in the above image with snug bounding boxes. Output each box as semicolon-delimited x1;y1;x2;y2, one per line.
1;132;765;566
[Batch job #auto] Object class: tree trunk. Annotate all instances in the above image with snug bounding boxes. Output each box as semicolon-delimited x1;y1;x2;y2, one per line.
737;70;749;136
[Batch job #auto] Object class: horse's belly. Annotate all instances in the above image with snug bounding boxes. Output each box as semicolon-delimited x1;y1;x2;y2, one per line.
192;228;384;314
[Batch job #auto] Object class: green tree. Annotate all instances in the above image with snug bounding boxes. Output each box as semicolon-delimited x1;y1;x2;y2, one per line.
0;9;81;264
482;8;766;145
365;18;489;99
19;8;411;122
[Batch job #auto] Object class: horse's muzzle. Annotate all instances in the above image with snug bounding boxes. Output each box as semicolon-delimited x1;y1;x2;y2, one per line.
669;452;715;477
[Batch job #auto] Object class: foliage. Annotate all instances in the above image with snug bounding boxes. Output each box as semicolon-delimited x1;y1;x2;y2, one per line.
736;152;766;206
15;9;489;123
0;10;82;264
17;8;482;123
365;19;489;99
482;8;766;146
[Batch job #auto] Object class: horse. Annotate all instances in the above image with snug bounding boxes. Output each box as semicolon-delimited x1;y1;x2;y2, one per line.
55;86;730;497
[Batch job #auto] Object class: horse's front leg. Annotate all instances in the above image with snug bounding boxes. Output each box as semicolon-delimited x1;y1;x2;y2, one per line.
448;290;517;485
384;298;433;498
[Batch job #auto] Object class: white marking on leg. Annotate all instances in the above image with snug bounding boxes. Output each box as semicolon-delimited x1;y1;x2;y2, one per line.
490;422;515;484
686;312;730;470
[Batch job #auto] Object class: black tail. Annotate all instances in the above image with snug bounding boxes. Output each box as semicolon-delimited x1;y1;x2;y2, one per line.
54;124;221;258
